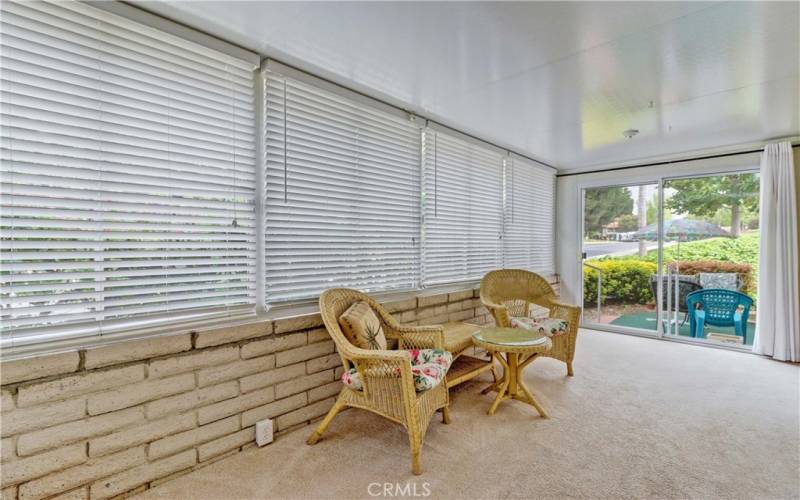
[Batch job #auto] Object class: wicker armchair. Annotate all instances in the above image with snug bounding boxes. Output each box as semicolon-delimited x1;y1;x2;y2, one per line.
480;270;581;376
307;288;450;475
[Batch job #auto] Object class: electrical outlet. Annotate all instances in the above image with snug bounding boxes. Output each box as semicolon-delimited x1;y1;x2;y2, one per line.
255;419;273;446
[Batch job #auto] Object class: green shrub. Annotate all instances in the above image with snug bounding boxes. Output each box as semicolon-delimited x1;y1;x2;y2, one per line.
659;233;759;268
609;232;760;303
584;260;657;305
614;233;760;269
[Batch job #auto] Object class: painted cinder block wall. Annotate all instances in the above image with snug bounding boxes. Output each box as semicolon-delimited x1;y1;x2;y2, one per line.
0;278;560;500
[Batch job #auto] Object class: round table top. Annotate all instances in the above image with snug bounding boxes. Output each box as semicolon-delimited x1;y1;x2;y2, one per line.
472;327;552;354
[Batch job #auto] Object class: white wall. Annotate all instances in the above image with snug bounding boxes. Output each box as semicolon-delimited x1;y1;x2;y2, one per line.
555;152;761;310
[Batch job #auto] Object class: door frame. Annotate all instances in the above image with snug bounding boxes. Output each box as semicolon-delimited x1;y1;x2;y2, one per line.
656;168;760;348
575;165;760;352
579;180;663;337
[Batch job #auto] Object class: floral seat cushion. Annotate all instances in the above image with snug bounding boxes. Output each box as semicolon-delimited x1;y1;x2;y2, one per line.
341;349;453;393
510;316;568;337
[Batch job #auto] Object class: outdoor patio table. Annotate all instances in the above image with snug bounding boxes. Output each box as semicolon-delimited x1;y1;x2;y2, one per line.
472;327;552;417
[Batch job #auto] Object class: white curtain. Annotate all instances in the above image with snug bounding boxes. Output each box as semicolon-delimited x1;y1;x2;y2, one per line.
753;142;799;362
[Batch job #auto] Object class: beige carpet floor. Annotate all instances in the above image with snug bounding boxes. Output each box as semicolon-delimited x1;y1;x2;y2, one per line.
136;330;800;500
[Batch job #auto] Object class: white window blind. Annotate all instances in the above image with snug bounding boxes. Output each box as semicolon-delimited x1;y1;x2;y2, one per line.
0;0;258;350
504;156;556;274
421;129;504;286
263;71;421;303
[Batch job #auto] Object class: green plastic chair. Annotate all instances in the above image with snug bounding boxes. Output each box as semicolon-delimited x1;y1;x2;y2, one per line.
686;289;753;341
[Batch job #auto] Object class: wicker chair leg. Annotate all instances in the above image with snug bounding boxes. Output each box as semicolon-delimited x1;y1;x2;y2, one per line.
566;360;574;377
441;405;451;424
306;398;345;445
408;424;423;475
410;438;423;475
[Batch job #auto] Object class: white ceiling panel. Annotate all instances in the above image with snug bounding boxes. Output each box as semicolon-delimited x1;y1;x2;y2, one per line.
135;1;800;171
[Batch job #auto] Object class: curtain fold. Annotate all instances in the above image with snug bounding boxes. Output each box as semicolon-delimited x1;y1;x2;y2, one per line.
753;142;799;362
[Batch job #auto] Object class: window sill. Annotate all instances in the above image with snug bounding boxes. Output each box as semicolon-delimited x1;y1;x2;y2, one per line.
2;274;559;362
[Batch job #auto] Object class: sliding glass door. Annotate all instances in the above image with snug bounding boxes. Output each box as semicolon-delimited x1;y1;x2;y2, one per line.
582;170;760;348
582;183;659;334
660;172;760;346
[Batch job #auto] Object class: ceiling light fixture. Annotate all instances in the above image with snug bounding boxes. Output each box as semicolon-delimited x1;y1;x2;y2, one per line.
623;128;639;139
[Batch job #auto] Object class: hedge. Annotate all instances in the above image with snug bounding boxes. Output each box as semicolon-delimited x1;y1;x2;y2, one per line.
584;259;755;306
607;233;759;302
583;260;657;305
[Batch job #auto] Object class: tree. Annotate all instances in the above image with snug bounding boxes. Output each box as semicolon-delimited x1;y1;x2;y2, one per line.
646;193;673;225
710;203;759;229
584;187;633;236
616;214;639;232
637;186;647;256
665;174;759;237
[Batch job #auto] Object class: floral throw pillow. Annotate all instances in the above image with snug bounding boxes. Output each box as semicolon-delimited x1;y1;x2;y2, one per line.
698;273;738;291
510;317;569;337
338;301;388;350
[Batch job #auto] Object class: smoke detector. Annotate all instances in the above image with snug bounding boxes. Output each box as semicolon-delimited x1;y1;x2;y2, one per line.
622;129;639;139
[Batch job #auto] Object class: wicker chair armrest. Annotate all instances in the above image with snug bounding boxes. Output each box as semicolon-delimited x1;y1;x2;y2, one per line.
363;298;444;350
481;299;511;327
388;324;445;350
345;346;411;363
548;300;581;321
549;300;581;336
549;299;579;309
481;299;505;310
549;299;580;312
346;348;416;398
480;299;507;313
347;348;411;379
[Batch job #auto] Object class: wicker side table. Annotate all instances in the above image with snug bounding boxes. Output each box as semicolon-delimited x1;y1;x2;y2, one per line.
472;327;552;417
